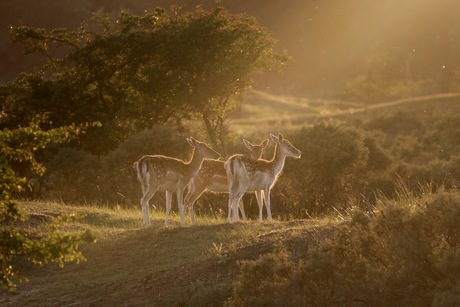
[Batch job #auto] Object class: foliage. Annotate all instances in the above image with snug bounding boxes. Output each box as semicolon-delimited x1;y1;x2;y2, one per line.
422;116;460;160
344;43;442;103
362;107;460;163
361;109;460;194
0;117;95;291
275;122;369;216
0;213;94;292
229;186;460;306
227;246;296;306
40;148;102;202
1;5;288;155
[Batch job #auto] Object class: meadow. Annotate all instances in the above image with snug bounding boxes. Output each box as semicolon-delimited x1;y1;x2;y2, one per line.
1;201;333;306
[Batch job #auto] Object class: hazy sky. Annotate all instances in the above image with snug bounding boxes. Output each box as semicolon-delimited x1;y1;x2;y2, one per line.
244;0;460;97
1;0;459;98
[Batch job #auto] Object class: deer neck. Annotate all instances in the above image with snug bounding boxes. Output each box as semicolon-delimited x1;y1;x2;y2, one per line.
186;148;205;178
271;144;287;176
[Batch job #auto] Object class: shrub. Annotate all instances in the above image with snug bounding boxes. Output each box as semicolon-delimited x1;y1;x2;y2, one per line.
227;247;301;307
229;186;460;306
274;122;369;216
363;110;424;137
422;116;460;160
41;148;101;203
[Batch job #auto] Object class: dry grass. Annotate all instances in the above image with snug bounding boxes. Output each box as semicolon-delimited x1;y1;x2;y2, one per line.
1;201;334;306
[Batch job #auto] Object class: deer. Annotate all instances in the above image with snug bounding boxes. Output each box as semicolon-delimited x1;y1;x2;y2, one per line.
134;137;220;227
184;139;269;225
225;133;301;223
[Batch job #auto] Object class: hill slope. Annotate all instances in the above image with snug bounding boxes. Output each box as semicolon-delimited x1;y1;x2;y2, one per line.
1;201;336;306
229;90;460;134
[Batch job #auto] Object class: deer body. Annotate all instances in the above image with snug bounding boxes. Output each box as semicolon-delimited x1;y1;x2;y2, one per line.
225;133;301;223
184;139;268;225
134;137;220;227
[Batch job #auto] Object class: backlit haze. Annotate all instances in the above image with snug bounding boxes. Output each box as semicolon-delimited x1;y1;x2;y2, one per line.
1;0;459;100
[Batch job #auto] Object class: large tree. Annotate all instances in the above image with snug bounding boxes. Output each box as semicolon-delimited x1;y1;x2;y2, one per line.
1;4;288;155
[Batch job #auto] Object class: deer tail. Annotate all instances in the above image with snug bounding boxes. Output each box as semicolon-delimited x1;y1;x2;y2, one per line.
225;156;241;188
134;159;148;183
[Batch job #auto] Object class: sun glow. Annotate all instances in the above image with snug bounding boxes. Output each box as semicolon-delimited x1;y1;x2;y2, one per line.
253;0;460;99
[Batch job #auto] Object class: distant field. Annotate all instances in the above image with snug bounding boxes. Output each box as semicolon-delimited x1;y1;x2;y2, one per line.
229;90;460;134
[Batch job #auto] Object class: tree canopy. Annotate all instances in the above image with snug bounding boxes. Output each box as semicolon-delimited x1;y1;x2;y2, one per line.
1;5;288;155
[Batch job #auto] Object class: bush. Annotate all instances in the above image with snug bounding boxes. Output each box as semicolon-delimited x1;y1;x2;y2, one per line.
229;186;460;306
389;154;460;194
363;110;424;137
274;122;369;216
41;148;101;203
422;116;460;160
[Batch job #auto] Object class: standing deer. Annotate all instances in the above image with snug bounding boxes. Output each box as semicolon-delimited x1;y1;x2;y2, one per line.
134;137;220;227
225;133;301;223
184;139;269;225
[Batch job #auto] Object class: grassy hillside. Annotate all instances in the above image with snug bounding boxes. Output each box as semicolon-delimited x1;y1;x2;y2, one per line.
1;201;336;306
230;90;460;134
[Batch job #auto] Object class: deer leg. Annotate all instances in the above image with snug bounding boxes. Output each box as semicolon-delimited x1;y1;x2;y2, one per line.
188;202;196;226
238;198;246;220
227;194;242;223
140;187;156;228
233;189;246;222
264;188;273;222
164;190;173;226
184;181;204;226
234;198;240;222
184;181;194;225
227;194;234;223
227;180;237;223
234;196;239;222
177;188;186;226
185;192;197;226
255;190;264;222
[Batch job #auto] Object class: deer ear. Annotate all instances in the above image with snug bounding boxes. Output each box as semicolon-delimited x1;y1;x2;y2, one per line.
187;137;196;147
243;139;251;149
261;139;269;149
270;133;279;143
278;133;284;141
